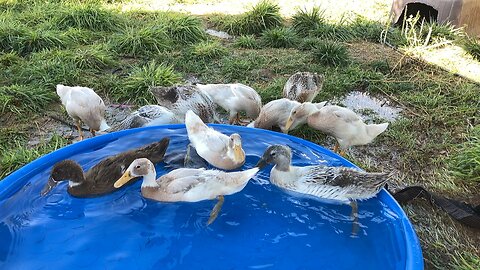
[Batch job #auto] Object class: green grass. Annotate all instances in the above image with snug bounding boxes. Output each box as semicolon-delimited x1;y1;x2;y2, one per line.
291;6;325;36
0;135;68;179
234;35;258;49
0;84;54;115
72;44;117;70
164;14;206;44
448;126;480;182
190;40;228;59
119;60;182;104
312;40;350;66
223;0;282;35
260;27;297;48
464;38;480;60
55;4;121;31
112;25;172;57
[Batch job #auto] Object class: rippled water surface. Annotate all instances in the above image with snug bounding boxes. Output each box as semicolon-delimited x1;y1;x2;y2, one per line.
0;126;408;269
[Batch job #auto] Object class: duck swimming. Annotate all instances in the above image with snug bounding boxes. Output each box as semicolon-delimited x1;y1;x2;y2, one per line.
196;83;262;124
283;72;324;103
113;158;259;225
185;110;245;170
256;144;387;233
56;84;110;140
150;85;218;123
41;137;170;197
285;104;389;155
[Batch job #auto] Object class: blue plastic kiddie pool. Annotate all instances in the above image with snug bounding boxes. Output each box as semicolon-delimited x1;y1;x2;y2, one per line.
0;124;423;269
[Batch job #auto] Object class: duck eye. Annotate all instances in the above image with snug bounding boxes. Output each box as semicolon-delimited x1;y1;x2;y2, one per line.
135;165;141;169
271;152;276;157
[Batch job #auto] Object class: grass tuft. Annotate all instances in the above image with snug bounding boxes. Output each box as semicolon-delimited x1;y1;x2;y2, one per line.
0;84;54;115
120;60;182;104
463;37;480;61
291;6;325;36
112;25;171;57
0;135;68;179
190;40;228;59
164;14;206;44
72;44;117;70
234;35;258;49
260;27;297;48
227;0;282;35
55;5;121;31
448;126;480;182
0;51;22;66
312;40;349;66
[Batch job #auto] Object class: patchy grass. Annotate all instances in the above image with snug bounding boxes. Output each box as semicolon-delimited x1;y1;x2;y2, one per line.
0;135;68;179
291;6;324;36
112;25;171;57
119;60;182;104
463;37;480;60
234;35;258;48
448;126;480;182
260;27;297;48
164;14;206;44
0;84;54;115
55;4;121;31
190;40;228;59
312;40;350;66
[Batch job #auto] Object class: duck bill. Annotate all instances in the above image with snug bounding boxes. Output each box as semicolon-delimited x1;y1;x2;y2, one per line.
233;145;244;161
284;117;293;132
114;171;134;188
40;176;60;196
256;157;268;169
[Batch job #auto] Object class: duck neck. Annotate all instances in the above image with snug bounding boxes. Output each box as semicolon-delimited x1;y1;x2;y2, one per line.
141;167;158;188
274;158;291;172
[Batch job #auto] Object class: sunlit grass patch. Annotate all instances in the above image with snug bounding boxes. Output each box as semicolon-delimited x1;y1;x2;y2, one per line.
190;40;228;59
164;13;206;44
291;6;325;37
112;25;172;57
55;4;121;31
119;60;182;104
448;126;480;182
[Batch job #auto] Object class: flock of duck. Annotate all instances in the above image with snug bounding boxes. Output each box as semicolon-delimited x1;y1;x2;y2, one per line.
45;72;390;227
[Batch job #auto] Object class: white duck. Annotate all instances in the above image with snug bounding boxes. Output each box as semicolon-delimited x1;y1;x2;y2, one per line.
196;83;262;124
107;105;180;132
185;110;245;170
114;158;259;224
285;103;389;155
56;84;109;140
283;72;324;103
250;98;301;133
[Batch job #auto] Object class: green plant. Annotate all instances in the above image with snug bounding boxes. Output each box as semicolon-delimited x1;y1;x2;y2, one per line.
164;14;205;44
55;5;121;31
0;51;22;66
448;126;480;182
72;44;117;70
260;27;296;48
190;40;228;59
464;37;480;61
291;6;324;36
234;35;258;49
349;16;384;42
310;21;353;41
112;25;171;57
0;135;68;179
235;0;282;35
312;40;349;66
120;61;182;104
0;84;54;115
297;37;321;50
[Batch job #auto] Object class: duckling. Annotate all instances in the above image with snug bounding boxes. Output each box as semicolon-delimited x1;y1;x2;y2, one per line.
252;98;301;133
40;137;170;197
256;144;387;233
196;83;262;124
283;72;324;103
113;158;259;225
56;84;110;140
286;104;389;155
185;110;245;170
150;85;218;123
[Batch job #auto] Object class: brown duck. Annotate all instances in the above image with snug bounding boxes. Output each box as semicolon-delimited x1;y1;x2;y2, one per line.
40;137;170;197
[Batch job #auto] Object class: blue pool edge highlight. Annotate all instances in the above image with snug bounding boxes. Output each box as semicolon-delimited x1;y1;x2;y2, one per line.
0;124;424;269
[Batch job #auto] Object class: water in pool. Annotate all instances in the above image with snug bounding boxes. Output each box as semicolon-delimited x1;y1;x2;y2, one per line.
0;126;407;269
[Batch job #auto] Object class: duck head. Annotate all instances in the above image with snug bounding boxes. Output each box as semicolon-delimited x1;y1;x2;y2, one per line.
284;102;318;132
228;133;245;162
114;158;156;188
256;145;292;171
41;160;85;196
